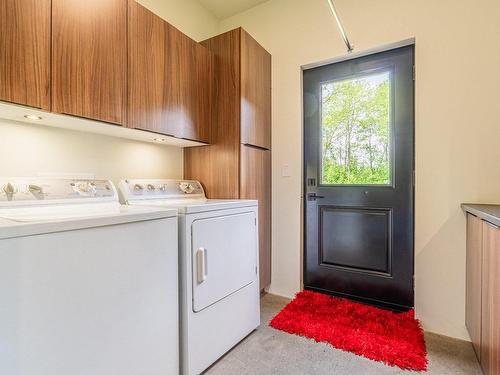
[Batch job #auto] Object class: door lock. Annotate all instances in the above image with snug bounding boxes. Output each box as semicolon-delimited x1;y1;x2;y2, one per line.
307;193;325;201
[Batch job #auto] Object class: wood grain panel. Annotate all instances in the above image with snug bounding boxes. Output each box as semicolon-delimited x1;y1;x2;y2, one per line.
240;29;271;150
128;1;211;142
128;0;178;136
240;145;272;290
0;0;51;109
175;29;211;142
481;220;500;375
192;42;212;142
466;213;483;360
184;29;242;198
51;0;127;124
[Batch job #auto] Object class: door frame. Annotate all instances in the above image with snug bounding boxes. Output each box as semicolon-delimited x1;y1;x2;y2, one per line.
300;38;416;306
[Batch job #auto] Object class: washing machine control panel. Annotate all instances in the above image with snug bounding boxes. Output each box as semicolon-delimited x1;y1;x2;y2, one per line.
119;179;205;201
0;178;116;202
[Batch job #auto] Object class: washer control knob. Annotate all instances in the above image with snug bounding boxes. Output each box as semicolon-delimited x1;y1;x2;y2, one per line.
28;184;43;195
147;184;155;191
179;182;195;194
134;184;144;192
159;184;167;192
3;182;17;196
72;181;97;196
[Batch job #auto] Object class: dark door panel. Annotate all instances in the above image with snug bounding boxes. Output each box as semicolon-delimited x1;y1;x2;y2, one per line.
303;45;414;310
319;206;391;273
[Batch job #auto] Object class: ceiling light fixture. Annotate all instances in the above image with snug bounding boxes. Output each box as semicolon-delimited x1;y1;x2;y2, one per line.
24;114;43;121
153;138;166;142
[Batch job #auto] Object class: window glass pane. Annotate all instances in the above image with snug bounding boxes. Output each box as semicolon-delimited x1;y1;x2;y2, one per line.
321;71;391;185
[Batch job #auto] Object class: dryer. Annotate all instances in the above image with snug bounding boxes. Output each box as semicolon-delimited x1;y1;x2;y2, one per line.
0;178;179;375
119;179;260;375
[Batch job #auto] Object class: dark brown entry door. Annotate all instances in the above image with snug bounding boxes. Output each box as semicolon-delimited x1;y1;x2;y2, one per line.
303;45;414;310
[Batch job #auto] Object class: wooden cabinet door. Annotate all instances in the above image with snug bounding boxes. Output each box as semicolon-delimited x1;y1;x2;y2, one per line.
175;30;211;142
0;0;51;110
52;0;127;124
190;42;212;143
240;29;271;150
128;1;210;142
240;145;272;290
481;220;500;375
466;213;483;360
128;1;178;136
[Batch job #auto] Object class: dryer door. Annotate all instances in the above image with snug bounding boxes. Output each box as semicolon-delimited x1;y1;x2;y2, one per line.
192;211;257;312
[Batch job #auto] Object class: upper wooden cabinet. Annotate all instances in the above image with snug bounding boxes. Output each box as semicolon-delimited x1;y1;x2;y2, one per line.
51;0;127;124
201;28;271;149
192;42;213;143
0;0;51;110
240;31;272;150
2;0;212;144
128;1;211;142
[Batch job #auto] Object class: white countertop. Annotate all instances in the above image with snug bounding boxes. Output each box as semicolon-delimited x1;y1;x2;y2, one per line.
462;203;500;227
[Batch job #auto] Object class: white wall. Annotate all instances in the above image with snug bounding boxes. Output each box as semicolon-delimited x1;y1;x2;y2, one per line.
0;120;183;185
219;0;500;340
0;0;219;185
137;0;218;41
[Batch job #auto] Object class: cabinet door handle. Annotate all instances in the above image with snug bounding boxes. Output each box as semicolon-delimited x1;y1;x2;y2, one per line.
196;248;208;283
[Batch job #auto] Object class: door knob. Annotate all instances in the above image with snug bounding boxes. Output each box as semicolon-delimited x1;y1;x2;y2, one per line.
307;193;325;201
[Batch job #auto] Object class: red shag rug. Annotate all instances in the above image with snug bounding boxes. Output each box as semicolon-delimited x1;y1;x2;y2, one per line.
270;290;427;371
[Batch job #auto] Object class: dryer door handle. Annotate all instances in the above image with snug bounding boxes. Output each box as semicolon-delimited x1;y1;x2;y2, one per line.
196;248;208;283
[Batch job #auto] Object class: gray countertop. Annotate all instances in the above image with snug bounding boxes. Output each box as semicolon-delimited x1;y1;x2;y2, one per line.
462;204;500;227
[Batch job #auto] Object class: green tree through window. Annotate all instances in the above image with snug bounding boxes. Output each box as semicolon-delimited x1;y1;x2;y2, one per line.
321;72;391;185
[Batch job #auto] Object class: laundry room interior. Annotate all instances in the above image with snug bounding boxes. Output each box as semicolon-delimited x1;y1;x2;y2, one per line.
1;0;499;374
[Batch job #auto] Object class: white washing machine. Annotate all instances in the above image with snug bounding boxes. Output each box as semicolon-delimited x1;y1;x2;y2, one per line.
119;179;260;375
0;178;179;375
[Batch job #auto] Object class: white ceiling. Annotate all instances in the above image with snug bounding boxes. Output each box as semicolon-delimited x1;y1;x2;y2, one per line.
197;0;269;19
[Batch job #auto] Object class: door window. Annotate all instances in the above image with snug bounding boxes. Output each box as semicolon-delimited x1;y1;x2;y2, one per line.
321;71;392;185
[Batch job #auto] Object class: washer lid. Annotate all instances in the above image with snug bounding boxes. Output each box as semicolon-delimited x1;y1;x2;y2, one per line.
0;202;121;222
0;204;176;240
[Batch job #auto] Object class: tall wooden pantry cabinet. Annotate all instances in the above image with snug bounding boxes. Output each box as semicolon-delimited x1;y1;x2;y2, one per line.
184;28;272;290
